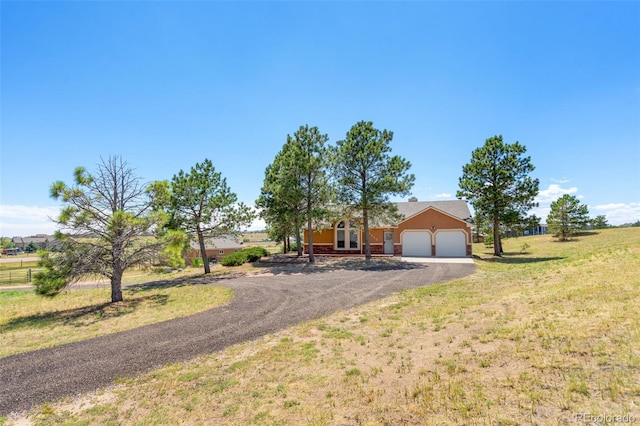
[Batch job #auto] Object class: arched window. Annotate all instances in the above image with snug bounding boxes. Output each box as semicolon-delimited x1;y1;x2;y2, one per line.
336;220;359;249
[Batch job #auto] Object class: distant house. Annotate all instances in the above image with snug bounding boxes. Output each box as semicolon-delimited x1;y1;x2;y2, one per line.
524;224;548;236
11;234;58;251
184;236;243;264
304;199;474;257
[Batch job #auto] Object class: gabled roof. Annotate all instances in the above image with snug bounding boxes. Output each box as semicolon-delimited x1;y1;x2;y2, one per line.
189;236;243;250
396;200;472;223
367;200;472;228
316;200;473;229
13;235;55;244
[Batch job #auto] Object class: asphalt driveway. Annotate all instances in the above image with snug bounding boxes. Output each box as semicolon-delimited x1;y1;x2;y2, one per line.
0;260;475;416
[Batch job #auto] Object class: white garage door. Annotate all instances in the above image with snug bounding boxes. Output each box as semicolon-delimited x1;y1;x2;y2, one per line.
435;231;466;257
402;231;432;257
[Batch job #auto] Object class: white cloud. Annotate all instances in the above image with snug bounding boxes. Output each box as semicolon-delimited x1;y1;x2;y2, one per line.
1;204;270;236
533;207;552;222
247;217;266;232
0;205;60;220
433;193;452;199
530;184;639;225
592;202;640;226
535;184;579;204
531;184;580;222
0;205;60;237
550;177;571;184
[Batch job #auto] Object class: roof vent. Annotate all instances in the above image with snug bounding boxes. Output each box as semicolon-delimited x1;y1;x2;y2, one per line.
408;197;418;202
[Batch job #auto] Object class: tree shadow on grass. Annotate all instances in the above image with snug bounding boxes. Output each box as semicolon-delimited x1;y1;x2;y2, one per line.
478;253;565;264
575;231;599;237
250;256;429;275
124;271;245;292
0;293;170;333
547;231;601;242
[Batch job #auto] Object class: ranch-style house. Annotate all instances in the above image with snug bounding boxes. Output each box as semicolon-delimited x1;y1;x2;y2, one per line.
184;236;244;264
304;198;473;257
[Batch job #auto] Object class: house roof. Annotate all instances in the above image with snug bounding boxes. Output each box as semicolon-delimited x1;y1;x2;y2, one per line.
396;200;472;223
366;200;472;228
315;199;473;229
13;235;54;243
189;236;243;250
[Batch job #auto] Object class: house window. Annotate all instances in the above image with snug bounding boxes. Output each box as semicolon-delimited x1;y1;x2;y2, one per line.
336;220;359;249
219;250;225;254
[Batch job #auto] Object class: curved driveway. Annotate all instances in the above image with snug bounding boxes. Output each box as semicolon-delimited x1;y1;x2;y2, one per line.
0;261;475;416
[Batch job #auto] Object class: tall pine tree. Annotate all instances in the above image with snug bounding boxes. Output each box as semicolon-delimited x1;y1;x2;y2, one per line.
331;121;414;261
457;135;539;256
257;125;332;262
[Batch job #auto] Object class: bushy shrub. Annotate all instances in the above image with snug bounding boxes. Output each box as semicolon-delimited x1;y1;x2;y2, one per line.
220;247;268;266
220;251;248;266
245;246;268;262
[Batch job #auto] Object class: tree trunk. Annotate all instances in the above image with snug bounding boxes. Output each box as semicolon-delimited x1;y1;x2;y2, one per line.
296;232;302;256
197;227;210;274
111;242;124;302
295;218;302;257
493;215;502;257
307;192;315;263
111;268;123;303
363;208;371;262
307;216;315;263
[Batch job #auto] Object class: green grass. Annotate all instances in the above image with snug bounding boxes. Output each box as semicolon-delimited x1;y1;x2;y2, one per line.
0;260;42;286
5;228;640;425
0;282;233;357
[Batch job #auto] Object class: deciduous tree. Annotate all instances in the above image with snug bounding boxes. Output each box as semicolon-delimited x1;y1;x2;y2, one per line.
37;156;167;302
457;135;539;256
331;121;414;261
547;194;589;240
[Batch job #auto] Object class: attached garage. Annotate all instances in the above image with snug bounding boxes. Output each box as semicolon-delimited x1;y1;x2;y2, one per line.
303;199;472;257
435;231;467;257
402;231;432;257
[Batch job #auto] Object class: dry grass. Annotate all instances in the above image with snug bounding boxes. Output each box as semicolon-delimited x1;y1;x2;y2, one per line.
241;232;282;254
0;260;40;270
5;228;640;425
0;279;233;358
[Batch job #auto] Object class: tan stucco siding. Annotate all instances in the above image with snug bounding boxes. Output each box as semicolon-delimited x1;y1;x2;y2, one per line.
305;226;388;245
398;209;465;232
303;207;471;256
397;208;472;256
368;228;385;244
304;228;334;244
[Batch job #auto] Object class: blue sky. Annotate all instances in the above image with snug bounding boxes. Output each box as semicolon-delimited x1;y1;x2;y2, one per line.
1;1;639;236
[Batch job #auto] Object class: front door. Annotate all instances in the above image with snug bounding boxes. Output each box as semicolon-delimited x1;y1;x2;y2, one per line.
384;231;394;254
